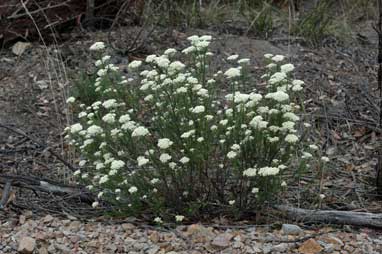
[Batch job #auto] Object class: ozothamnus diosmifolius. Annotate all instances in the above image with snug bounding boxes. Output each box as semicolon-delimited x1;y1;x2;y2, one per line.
66;35;324;223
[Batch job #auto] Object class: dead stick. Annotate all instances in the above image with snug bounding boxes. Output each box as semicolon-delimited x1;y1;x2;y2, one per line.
0;122;76;171
0;181;12;209
276;205;382;228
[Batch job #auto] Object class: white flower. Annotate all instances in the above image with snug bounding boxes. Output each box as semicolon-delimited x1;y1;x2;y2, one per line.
90;42;105;51
302;152;313;159
292;84;303;91
87;125;103;136
95;60;102;66
119;114;131;123
176;87;187;93
219;119;228;126
154;217;163;224
70;123;83;133
243;168;257;177
265;91;289;102
182;46;196;54
145;54;157;63
128;60;142;70
227;54;239;61
292;79;304;86
150;178;159;184
137;156;149;166
231;144;240;151
79;160;87;167
129;186;138;194
197;137;204;143
175;215;185;222
102;113;115;123
66;97;75;103
99;175;109;184
159;153;172;163
181;130;195;138
280;63;295;73
97;69;107;77
281;181;287;187
78;112;87;118
109;169;117;176
157;138;174;149
111;160;125;170
191;105;205;114
102;55;110;62
102;99;118;109
249;116;268;129
227;151;237;159
258;166;280;176
319;194;326;199
283;112;300;121
269;72;287;84
92;201;99;208
321;156;330;163
264;53;273;59
132;126;149;137
179;156;190;164
252;188;259;193
309;144;319;150
169;61;185;72
155;56;170;68
271;54;285;62
197;88;209;97
228;200;236;205
238;58;250;64
73;170;81;176
164;48;177;56
285;134;299;143
224;67;241;79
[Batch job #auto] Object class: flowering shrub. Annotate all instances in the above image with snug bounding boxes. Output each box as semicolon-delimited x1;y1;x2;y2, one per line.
66;36;317;222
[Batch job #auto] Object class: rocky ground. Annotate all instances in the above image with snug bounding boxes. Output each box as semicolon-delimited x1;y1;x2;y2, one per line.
1;213;382;254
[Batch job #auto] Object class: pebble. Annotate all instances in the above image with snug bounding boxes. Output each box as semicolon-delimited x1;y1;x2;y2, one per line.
1;214;381;253
281;224;303;235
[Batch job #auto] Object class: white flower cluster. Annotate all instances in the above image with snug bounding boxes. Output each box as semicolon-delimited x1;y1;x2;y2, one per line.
66;35;317;221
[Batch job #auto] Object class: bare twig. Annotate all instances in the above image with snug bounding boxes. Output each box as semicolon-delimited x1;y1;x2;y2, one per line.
0;122;76;171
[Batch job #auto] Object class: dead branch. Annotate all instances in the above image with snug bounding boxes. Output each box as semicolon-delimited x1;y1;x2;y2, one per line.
0;122;76;171
276;205;382;228
0;174;93;204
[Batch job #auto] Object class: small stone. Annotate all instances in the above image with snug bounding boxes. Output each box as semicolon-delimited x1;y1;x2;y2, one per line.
38;247;48;254
12;42;32;56
55;244;71;253
148;231;160;243
272;243;289;252
298;238;323;254
19;215;26;224
47;244;55;253
211;233;233;248
147;245;160;254
68;221;81;231
121;223;135;231
42;215;54;223
282;224;303;235
18;237;36;254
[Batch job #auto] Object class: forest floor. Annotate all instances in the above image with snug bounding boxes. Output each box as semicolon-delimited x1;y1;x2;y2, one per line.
1;15;382;253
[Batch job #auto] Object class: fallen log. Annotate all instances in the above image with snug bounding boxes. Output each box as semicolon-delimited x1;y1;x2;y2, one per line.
0;174;93;208
276;205;382;228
